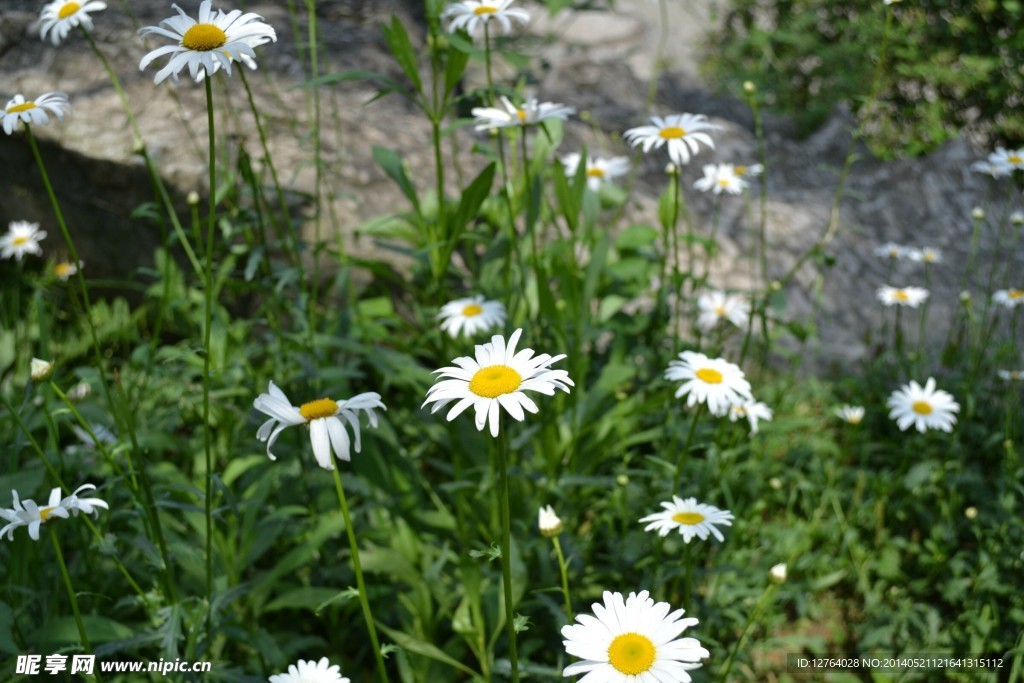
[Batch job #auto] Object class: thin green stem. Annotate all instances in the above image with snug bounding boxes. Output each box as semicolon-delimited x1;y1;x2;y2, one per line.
305;0;322;352
551;535;573;622
202;75;217;646
719;583;776;681
330;465;388;683
497;429;520;683
51;529;103;683
671;404;704;495
81;27;141;144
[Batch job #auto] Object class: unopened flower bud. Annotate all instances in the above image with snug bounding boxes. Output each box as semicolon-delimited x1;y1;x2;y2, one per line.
769;562;787;584
187;191;200;206
1011;211;1023;225
971;207;985;220
664;163;678;176
30;358;54;382
538;505;563;537
964;506;978;520
743;81;756;94
769;477;783;490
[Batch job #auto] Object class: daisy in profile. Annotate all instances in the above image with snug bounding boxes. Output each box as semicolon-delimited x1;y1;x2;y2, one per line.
639;496;734;542
623;113;720;167
693;163;747;195
438;295;505;338
988;147;1024;173
696;290;750;332
560;153;630;191
907;247;942;264
665;351;752;415
269;658;349;683
253;381;385;470
0;485;108;542
970;160;1013;178
733;163;763;178
728;399;773;435
835;405;865;424
2;92;72;135
39;0;107;45
1;221;47;261
997;370;1024;381
138;1;277;85
443;0;530;36
562;590;708;682
471;95;574;131
887;378;959;433
877;286;929;308
874;242;908;260
54;260;82;280
992;289;1024;309
422;328;573;437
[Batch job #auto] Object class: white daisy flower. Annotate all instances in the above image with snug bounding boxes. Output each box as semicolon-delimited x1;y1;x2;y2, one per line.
538;504;563;537
970;160;1013;178
438;295;506;338
639;495;735;542
253;381;385;471
0;485;107;542
992;288;1024;309
696;290;750;332
138;1;277;85
560;153;631;191
988;147;1024;172
873;242;908;260
269;658;349;683
1;221;47;260
876;286;929;308
422;328;573;437
623;113;720;167
728;399;773;435
733;163;763;177
997;370;1024;381
442;0;530;36
886;377;960;433
30;358;54;382
665;351;752;415
471;95;575;131
39;0;107;45
835;405;865;424
907;247;942;264
2;92;72;136
693;163;747;195
54;260;82;280
562;590;708;682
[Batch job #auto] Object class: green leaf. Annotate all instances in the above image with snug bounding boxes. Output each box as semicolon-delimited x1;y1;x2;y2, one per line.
444;37;471;98
265;587;347;613
0;603;18;655
382;17;423;94
34;616;135;645
449;162;495;240
372;147;421;214
377;624;481;678
615;224;659;251
583;231;610;306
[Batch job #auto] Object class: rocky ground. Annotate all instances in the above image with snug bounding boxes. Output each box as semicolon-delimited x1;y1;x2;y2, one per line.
1;0;1016;370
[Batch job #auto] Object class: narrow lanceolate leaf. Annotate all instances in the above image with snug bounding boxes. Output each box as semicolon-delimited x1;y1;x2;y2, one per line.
449;162;496;241
373;146;421;214
382;17;423;95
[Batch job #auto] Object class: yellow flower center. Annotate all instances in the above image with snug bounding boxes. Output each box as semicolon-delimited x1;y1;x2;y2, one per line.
607;633;656;675
12;236;29;246
1008;289;1024;300
672;511;705;525
6;101;36;114
586;167;605;178
462;303;484;317
516;109;527;122
911;401;933;415
468;364;522;398
659;126;686;139
847;413;863;425
474;5;498;14
718;178;730;186
55;262;73;277
1009;154;1022;164
58;2;81;19
299;398;339;421
893;290;909;302
735;165;748;176
182;23;229;51
714;305;726;316
695;367;723;384
39;506;58;522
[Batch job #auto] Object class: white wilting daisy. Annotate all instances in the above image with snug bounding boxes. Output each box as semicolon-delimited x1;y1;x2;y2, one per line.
874;242;908;260
623;113;720;167
665;351;752;415
443;0;530;36
876;285;929;308
253;381;385;470
997;370;1024;381
54;260;82;280
693;163;747;195
0;485;108;542
887;377;959;433
728;399;773;435
1;221;47;261
471;95;575;131
538;505;563;537
907;247;942;264
992;288;1024;309
39;0;107;45
138;1;277;85
562;590;708;682
639;496;734;542
835;405;865;424
269;658;350;683
561;153;630;191
438;295;506;338
696;290;750;332
422;328;573;437
2;93;72;136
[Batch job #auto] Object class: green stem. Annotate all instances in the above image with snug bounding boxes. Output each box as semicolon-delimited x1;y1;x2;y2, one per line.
305;0;322;353
671;404;703;495
81;27;141;145
202;75;217;646
330;465;388;683
497;429;520;683
719;583;776;681
51;529;103;683
551;535;573;622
